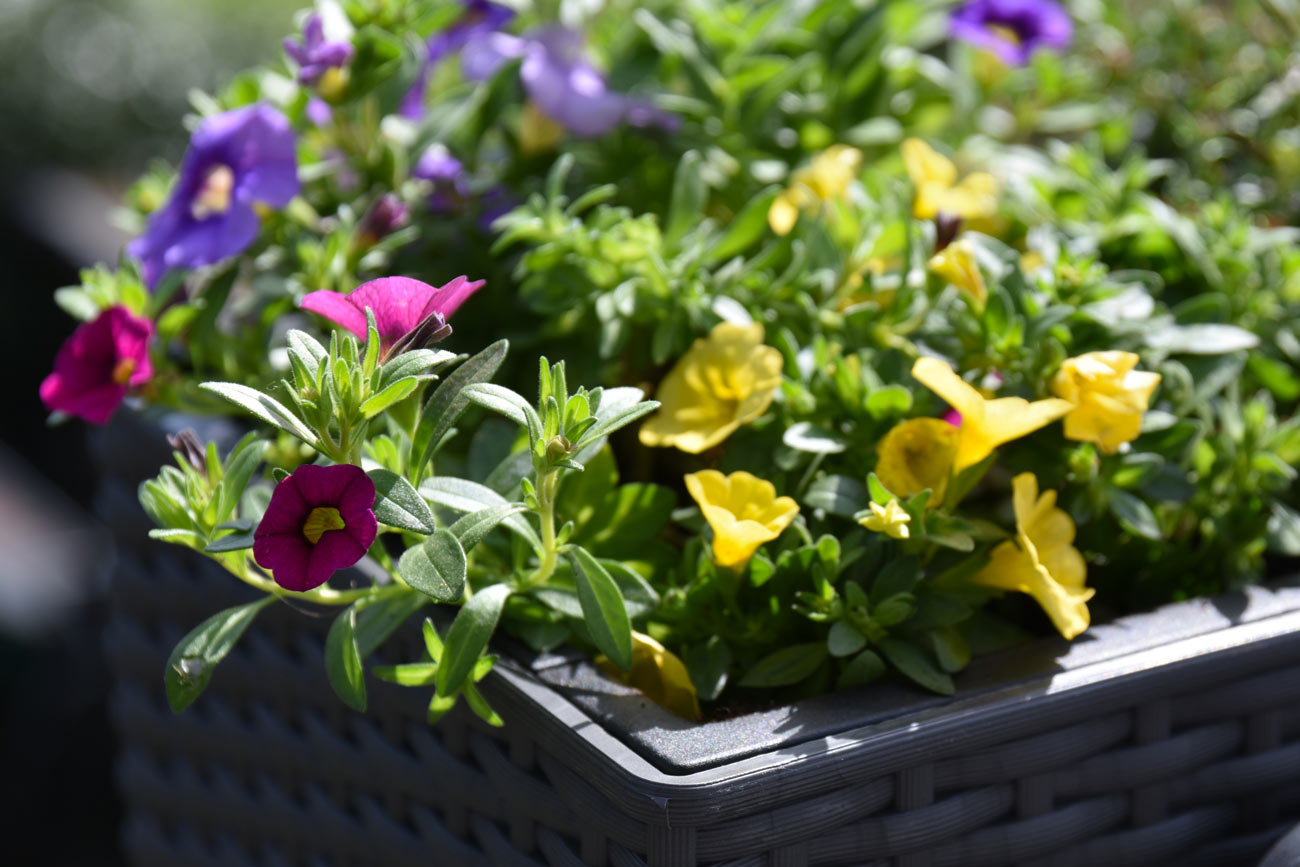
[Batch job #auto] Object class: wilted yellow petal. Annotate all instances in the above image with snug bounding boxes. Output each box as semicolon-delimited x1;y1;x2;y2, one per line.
598;632;701;720
928;239;988;306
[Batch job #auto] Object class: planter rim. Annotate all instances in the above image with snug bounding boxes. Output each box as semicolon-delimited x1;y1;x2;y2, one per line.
480;580;1300;825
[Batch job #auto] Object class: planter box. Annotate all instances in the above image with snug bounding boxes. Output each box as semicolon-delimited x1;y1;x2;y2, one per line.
96;416;1300;866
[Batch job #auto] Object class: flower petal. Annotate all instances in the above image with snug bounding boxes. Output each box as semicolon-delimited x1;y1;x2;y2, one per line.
300;290;369;338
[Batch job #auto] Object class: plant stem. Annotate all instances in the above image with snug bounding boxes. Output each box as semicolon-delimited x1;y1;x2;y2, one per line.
225;555;379;606
521;469;560;589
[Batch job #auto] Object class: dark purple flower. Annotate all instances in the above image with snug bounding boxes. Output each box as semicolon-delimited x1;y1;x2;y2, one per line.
283;13;354;85
413;144;471;212
462;26;678;137
401;0;516;118
40;306;154;425
359;193;410;241
300;275;484;346
254;464;377;592
127;104;299;288
949;0;1073;66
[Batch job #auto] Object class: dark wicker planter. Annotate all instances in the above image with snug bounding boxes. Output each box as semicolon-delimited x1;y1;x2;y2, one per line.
96;415;1300;866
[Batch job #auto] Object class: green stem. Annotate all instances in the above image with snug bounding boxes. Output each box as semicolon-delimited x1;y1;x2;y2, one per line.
226;555;380;606
521;470;561;589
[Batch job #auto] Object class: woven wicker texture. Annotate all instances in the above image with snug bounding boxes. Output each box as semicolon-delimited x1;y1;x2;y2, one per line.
99;464;1300;867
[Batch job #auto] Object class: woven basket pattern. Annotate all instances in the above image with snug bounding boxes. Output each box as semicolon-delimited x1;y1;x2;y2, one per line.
100;470;1300;867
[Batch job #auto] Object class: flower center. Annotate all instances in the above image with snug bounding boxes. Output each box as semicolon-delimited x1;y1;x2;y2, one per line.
112;357;136;386
302;506;346;544
986;24;1024;47
191;164;236;220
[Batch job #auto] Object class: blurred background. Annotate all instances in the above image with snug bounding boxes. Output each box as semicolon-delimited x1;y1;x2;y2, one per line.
0;0;298;860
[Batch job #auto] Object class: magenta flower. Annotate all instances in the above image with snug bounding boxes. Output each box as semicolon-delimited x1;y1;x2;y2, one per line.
253;464;378;592
358;193;411;242
127;104;299;288
39;306;154;425
400;0;516;118
283;14;354;85
462;27;678;137
949;0;1073;66
300;275;484;346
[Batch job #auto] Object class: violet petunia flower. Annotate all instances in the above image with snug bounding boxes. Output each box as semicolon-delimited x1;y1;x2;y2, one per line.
300;275;484;347
40;306;154;425
127;104;299;288
462;26;678;137
253;464;378;592
400;0;516;118
949;0;1073;66
283;13;354;85
413;144;471;213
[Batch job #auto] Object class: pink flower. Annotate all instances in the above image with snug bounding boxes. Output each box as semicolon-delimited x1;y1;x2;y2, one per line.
253;464;378;592
300;275;484;346
39;306;154;424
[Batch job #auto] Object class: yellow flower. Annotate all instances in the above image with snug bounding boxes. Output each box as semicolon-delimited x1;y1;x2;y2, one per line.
685;470;799;570
768;144;863;235
1051;351;1162;454
875;418;960;506
928;238;988;306
639;322;784;453
519;102;565;154
902;138;998;221
597;631;701;720
912;358;1073;473
973;473;1093;639
859;499;912;539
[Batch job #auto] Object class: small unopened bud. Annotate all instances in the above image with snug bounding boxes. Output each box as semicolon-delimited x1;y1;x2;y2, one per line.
382;310;452;361
545;435;573;462
359;193;410;244
167;429;206;473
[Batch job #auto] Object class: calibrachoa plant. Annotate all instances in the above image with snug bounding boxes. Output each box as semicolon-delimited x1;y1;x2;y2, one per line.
41;0;1300;722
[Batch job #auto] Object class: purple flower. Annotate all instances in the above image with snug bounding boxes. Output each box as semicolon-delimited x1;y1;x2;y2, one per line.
401;0;516;118
127;104;299;288
463;26;678;137
301;275;484;346
40;306;154;425
253;464;377;592
359;193;410;241
949;0;1073;66
413;144;471;213
283;13;354;85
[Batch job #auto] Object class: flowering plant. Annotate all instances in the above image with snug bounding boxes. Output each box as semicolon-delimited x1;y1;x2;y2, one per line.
41;0;1300;721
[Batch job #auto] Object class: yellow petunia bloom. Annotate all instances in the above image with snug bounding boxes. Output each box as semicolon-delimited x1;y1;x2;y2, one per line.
768;144;864;236
875;417;960;506
902;138;999;221
859;499;912;540
912;358;1074;473
685;470;799;570
597;631;701;720
1051;351;1161;454
639;322;784;454
972;473;1093;639
928;238;988;306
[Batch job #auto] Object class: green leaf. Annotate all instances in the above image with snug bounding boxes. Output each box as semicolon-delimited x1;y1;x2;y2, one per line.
165;597;273;713
360;376;419;418
463;682;504;726
804;475;869;518
929;627;971;673
739;642;828;688
204;530;255;553
411;339;508;482
378;349;458;391
436;583;511;698
1268;502;1300;556
325;604;367;711
199;382;317;444
1109;489;1162;540
871;556;919;604
706;187;779;264
577;483;675;557
865;385;913;419
783;422;847;454
879;638;954;695
665;150;705;247
1145;324;1258;354
828;620;867;657
354;591;427;657
866;472;895;505
422;476;543;552
214;435;266;524
448;503;530;552
399;530;468;603
369;469;437;534
372;662;438;686
568;547;633;670
600;560;661;618
837;649;886;689
683;637;731;702
572;393;659;451
463;382;543;441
